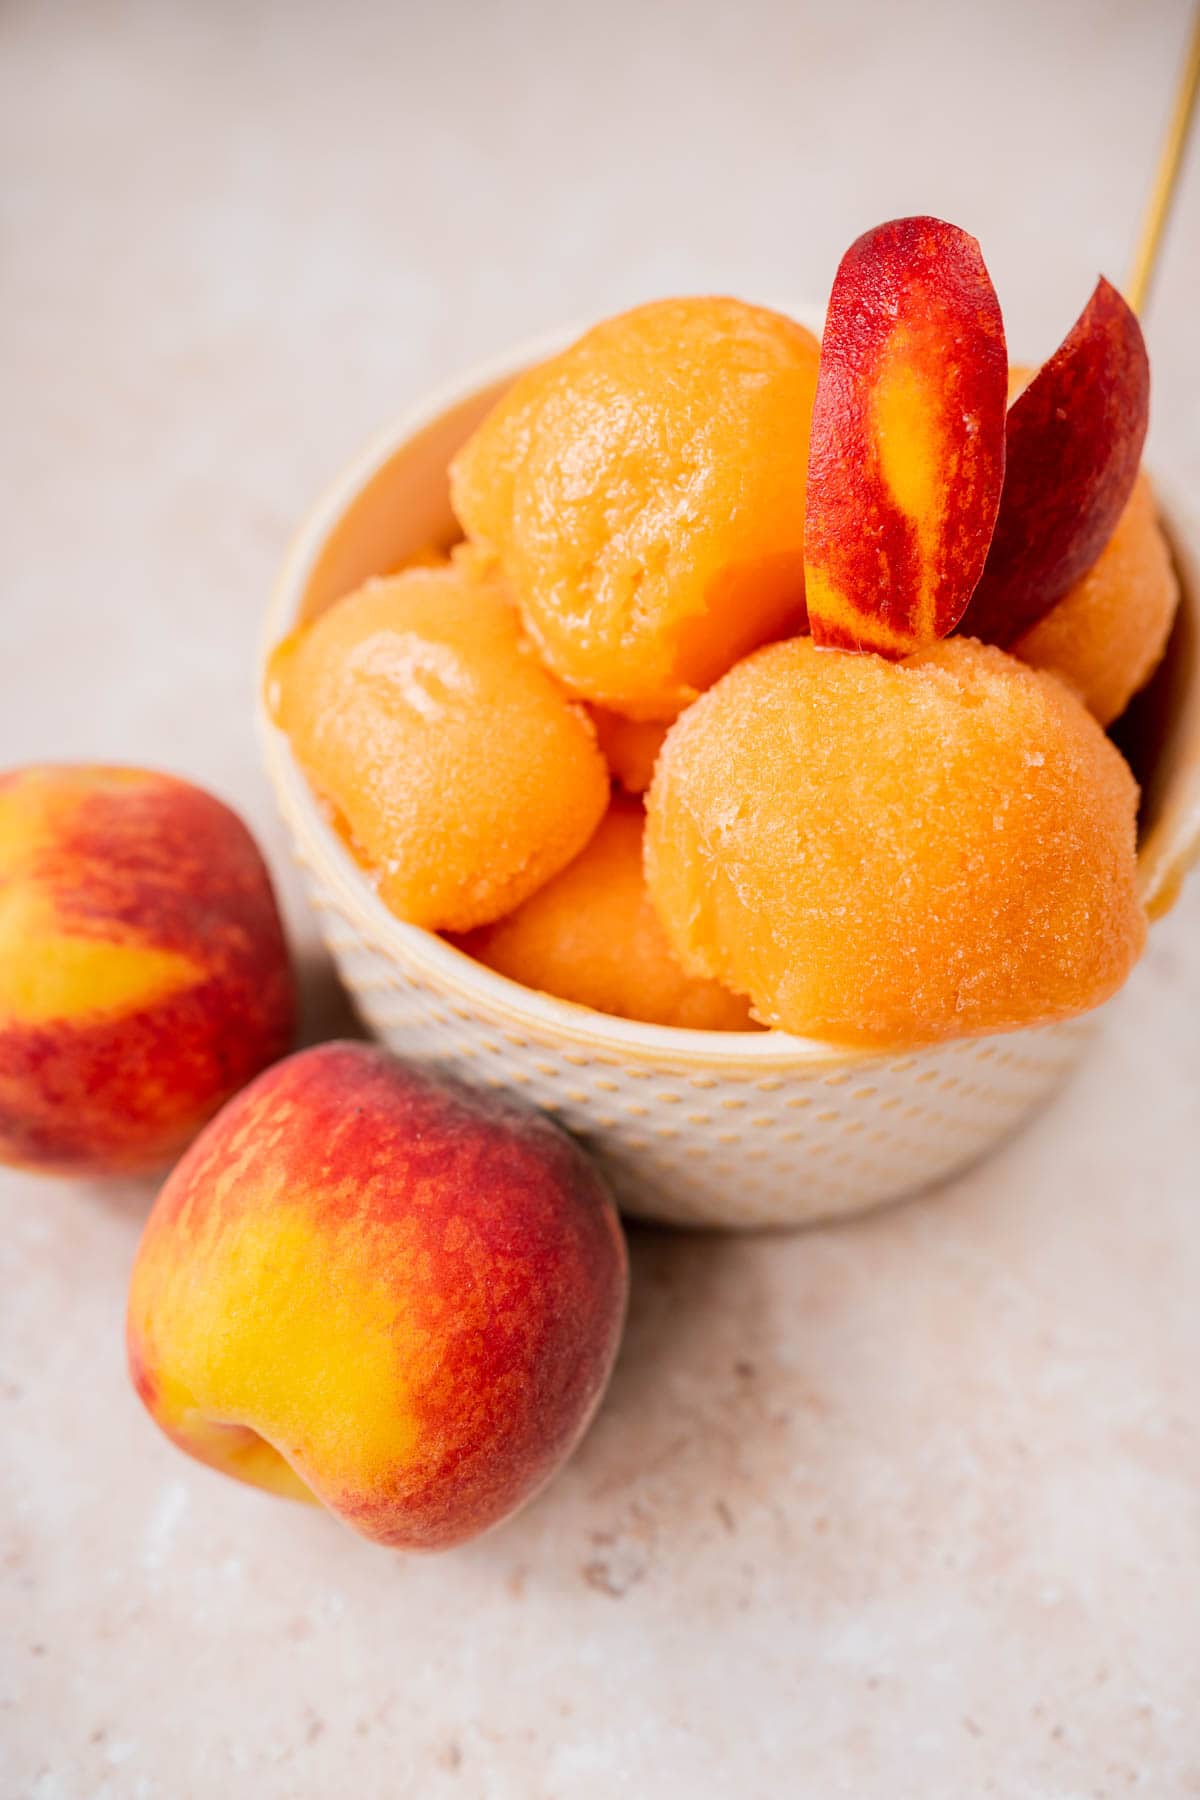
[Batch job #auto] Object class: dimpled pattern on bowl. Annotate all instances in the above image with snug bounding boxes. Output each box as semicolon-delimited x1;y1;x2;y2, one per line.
266;722;1094;1229
259;322;1200;1232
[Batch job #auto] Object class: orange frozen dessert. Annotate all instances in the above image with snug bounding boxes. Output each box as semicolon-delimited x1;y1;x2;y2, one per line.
587;708;670;794
643;219;1150;1047
1010;474;1178;726
458;798;755;1031
271;212;1167;1049
451;297;820;720
269;563;608;932
644;636;1145;1047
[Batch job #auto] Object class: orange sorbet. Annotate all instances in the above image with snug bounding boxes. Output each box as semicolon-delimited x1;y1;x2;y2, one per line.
270;565;608;932
457;798;756;1031
451;297;820;720
645;635;1145;1048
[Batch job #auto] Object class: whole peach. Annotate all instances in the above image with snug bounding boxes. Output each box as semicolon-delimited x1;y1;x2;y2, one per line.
0;765;294;1173
126;1041;628;1550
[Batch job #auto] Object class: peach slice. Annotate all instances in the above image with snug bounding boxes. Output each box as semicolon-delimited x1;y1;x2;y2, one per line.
957;278;1149;646
804;216;1008;657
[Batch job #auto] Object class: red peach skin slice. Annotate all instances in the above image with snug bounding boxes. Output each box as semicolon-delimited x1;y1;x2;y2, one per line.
804;215;1008;657
956;278;1149;646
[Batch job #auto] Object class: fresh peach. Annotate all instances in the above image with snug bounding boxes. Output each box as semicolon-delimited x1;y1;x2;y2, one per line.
126;1041;628;1551
958;278;1149;645
805;216;1008;656
0;766;294;1174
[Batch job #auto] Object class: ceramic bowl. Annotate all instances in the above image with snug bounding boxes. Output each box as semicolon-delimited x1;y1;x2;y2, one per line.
259;319;1200;1228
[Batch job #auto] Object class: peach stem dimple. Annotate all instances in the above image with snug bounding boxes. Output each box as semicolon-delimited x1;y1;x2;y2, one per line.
184;1412;319;1506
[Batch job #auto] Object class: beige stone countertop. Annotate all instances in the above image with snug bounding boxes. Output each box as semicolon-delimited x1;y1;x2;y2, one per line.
3;1;1199;1794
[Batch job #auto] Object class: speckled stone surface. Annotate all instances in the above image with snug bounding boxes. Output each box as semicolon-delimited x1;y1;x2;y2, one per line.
3;1;1199;1794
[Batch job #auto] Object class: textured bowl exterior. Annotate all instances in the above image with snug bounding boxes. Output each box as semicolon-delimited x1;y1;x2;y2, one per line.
260;322;1200;1231
265;733;1095;1228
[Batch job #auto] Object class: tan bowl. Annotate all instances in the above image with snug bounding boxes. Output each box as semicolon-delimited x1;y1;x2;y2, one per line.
259;319;1200;1230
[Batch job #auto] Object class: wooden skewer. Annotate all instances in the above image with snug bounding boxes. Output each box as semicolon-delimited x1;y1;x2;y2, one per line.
1125;1;1200;315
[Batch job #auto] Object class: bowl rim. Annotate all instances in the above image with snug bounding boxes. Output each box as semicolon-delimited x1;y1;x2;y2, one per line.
260;308;1200;1072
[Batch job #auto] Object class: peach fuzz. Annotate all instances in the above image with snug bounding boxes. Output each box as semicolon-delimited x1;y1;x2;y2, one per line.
645;637;1146;1049
450;297;820;720
455;798;756;1031
127;1041;628;1550
268;563;609;932
0;765;293;1174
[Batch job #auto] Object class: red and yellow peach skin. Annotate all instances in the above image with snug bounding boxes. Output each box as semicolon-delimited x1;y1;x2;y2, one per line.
0;765;294;1174
127;1041;628;1550
959;278;1149;646
804;216;1008;656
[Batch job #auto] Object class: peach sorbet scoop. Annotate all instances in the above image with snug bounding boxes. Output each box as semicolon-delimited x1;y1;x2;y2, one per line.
127;1041;628;1551
269;562;609;931
451;297;821;721
457;797;757;1031
645;216;1146;1048
644;636;1146;1048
